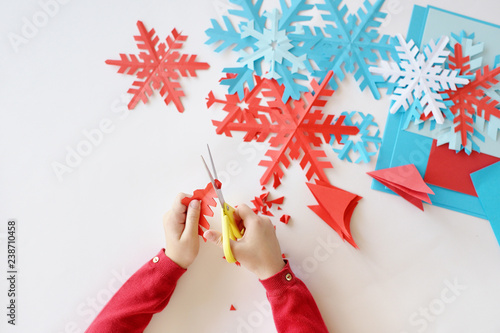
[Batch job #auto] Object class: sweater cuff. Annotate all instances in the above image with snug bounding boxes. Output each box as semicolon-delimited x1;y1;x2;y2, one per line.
149;249;187;284
259;260;296;296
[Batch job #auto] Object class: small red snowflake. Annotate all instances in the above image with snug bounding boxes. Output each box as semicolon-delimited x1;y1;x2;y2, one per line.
106;21;209;112
439;41;500;147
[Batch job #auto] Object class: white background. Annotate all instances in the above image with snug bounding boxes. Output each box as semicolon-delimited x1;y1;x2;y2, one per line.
1;0;500;332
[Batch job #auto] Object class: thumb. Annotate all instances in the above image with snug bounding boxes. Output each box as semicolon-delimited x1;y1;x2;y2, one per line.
183;200;201;239
204;229;223;247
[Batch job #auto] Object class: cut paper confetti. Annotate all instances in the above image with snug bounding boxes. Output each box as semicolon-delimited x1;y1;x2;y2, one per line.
295;0;398;98
436;32;500;154
208;71;359;185
251;191;284;217
307;181;361;248
106;21;209;112
368;164;434;210
223;256;241;266
279;214;291;224
205;0;313;102
272;172;282;189
369;34;469;124
230;305;237;311
181;182;218;240
470;162;500;245
331;111;381;163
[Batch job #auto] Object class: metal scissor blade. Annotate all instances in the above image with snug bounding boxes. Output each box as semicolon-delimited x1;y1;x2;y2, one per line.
201;155;225;206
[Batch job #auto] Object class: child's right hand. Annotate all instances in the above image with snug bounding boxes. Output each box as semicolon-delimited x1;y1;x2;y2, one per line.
204;204;285;280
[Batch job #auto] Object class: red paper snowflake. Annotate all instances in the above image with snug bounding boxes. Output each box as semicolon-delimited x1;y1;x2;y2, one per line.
181;182;218;241
438;39;500;148
207;71;359;185
106;21;209;112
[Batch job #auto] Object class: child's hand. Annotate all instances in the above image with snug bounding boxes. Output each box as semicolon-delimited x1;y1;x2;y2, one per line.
163;193;201;269
204;204;285;280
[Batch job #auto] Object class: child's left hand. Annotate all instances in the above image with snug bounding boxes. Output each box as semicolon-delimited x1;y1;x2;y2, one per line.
163;193;201;269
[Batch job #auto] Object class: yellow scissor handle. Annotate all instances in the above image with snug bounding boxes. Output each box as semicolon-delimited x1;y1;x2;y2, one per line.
222;203;244;263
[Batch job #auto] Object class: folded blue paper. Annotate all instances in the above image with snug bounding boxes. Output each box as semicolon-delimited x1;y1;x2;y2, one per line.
471;162;500;245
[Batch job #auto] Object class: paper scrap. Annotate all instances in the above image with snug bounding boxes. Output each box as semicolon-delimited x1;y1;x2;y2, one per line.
272;172;281;189
279;214;290;224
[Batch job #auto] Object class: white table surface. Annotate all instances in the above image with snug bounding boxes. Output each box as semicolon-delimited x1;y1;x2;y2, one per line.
1;0;500;332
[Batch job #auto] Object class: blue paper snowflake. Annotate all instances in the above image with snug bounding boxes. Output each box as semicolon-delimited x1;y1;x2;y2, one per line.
205;0;313;102
291;0;399;98
331;111;382;163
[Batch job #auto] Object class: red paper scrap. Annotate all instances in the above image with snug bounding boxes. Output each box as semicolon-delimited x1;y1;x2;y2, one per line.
281;253;287;259
230;305;236;311
251;191;284;215
181;182;218;240
307;181;361;248
106;21;209;112
280;214;291;224
368;164;434;210
223;256;241;266
424;140;500;197
273;172;281;189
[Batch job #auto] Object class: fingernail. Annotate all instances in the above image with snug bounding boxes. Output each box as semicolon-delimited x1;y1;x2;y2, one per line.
190;200;200;209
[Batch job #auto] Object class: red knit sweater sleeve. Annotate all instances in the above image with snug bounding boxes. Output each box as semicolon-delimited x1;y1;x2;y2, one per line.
86;249;186;333
260;261;329;333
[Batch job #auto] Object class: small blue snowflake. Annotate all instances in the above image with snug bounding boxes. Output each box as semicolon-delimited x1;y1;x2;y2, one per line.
291;0;399;98
205;0;313;102
331;111;382;163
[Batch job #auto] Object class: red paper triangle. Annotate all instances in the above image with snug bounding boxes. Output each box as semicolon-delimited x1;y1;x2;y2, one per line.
368;164;433;194
306;182;361;248
279;214;291;224
368;164;433;210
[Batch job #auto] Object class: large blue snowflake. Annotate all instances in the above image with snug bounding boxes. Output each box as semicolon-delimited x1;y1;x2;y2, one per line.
291;0;398;98
205;0;313;102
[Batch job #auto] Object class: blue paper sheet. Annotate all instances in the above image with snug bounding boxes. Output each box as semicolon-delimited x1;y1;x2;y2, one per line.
372;5;500;219
471;162;500;244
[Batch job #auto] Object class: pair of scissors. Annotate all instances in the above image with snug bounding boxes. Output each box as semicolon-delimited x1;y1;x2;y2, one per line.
202;145;244;263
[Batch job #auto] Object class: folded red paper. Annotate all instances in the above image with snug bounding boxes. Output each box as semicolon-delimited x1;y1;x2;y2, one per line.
368;164;434;210
181;182;218;241
306;181;361;248
279;214;291;224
